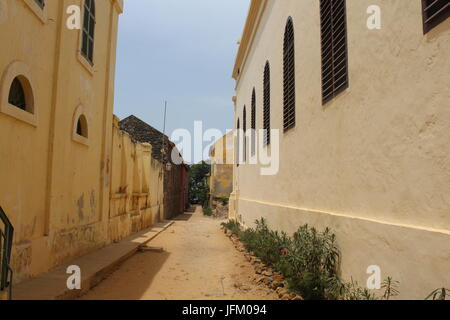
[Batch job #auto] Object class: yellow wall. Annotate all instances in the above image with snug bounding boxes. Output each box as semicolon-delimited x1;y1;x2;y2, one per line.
109;116;164;242
209;132;234;200
232;0;450;299
0;0;123;282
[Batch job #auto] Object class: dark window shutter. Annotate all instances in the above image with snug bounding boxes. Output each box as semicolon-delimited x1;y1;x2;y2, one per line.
320;0;349;104
251;88;256;156
422;0;450;33
263;62;271;146
243;106;247;162
283;18;296;132
236;118;240;167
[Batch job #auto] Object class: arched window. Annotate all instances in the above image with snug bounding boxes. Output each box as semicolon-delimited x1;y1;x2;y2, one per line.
76;115;88;138
283;17;296;132
320;0;349;104
236;118;240;167
263;62;271;146
251;88;256;156
243;106;247;163
72;106;89;145
1;61;37;125
81;0;96;64
8;78;27;111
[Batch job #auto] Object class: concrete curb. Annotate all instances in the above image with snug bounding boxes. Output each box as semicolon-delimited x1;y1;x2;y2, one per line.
13;220;174;300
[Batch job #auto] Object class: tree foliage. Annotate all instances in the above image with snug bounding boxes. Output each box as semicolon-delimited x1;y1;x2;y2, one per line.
188;161;211;206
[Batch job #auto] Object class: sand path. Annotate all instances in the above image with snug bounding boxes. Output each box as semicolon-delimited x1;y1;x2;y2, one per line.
81;206;278;300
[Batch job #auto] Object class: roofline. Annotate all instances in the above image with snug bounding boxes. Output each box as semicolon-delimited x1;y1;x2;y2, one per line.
232;0;268;81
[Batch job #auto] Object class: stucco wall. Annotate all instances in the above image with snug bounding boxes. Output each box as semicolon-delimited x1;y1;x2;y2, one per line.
109;116;164;242
210;132;234;199
0;0;123;282
233;0;450;299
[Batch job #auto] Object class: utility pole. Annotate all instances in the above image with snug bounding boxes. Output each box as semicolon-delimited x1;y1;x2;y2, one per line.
157;100;168;221
162;100;167;163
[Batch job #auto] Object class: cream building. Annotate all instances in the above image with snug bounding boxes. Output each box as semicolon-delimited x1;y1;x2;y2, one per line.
231;0;450;299
0;0;124;285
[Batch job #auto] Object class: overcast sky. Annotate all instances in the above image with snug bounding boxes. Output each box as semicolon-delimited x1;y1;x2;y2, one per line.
113;0;250;142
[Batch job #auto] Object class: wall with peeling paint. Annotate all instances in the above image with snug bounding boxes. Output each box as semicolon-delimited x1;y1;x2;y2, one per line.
109;116;164;242
0;0;124;283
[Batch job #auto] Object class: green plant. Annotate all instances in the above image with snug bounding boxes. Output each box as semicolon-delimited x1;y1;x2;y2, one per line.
275;224;341;299
220;218;400;300
221;220;241;236
218;197;229;206
203;206;212;216
326;276;401;300
334;278;377;300
188;161;211;206
426;288;450;300
241;219;291;266
381;277;400;300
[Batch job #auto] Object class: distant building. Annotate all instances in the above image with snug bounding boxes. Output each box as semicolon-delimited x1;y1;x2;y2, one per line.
119;115;189;219
231;0;450;299
209;132;234;206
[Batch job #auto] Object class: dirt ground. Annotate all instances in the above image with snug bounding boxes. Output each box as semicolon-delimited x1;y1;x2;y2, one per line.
80;206;278;300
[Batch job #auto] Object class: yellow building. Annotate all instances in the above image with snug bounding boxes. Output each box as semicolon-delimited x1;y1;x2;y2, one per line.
209;132;234;215
232;0;450;299
0;0;123;285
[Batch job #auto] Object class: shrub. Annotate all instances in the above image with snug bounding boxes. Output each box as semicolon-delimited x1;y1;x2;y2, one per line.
221;219;241;236
274;224;340;299
426;288;450;300
221;218;401;300
203;206;212;216
218;197;229;206
243;219;291;266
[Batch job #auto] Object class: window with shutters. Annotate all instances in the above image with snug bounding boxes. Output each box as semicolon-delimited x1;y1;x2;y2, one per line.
283;17;296;132
422;0;450;33
263;62;271;146
236;118;240;167
243;106;247;163
81;0;96;65
251;88;256;156
320;0;349;104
